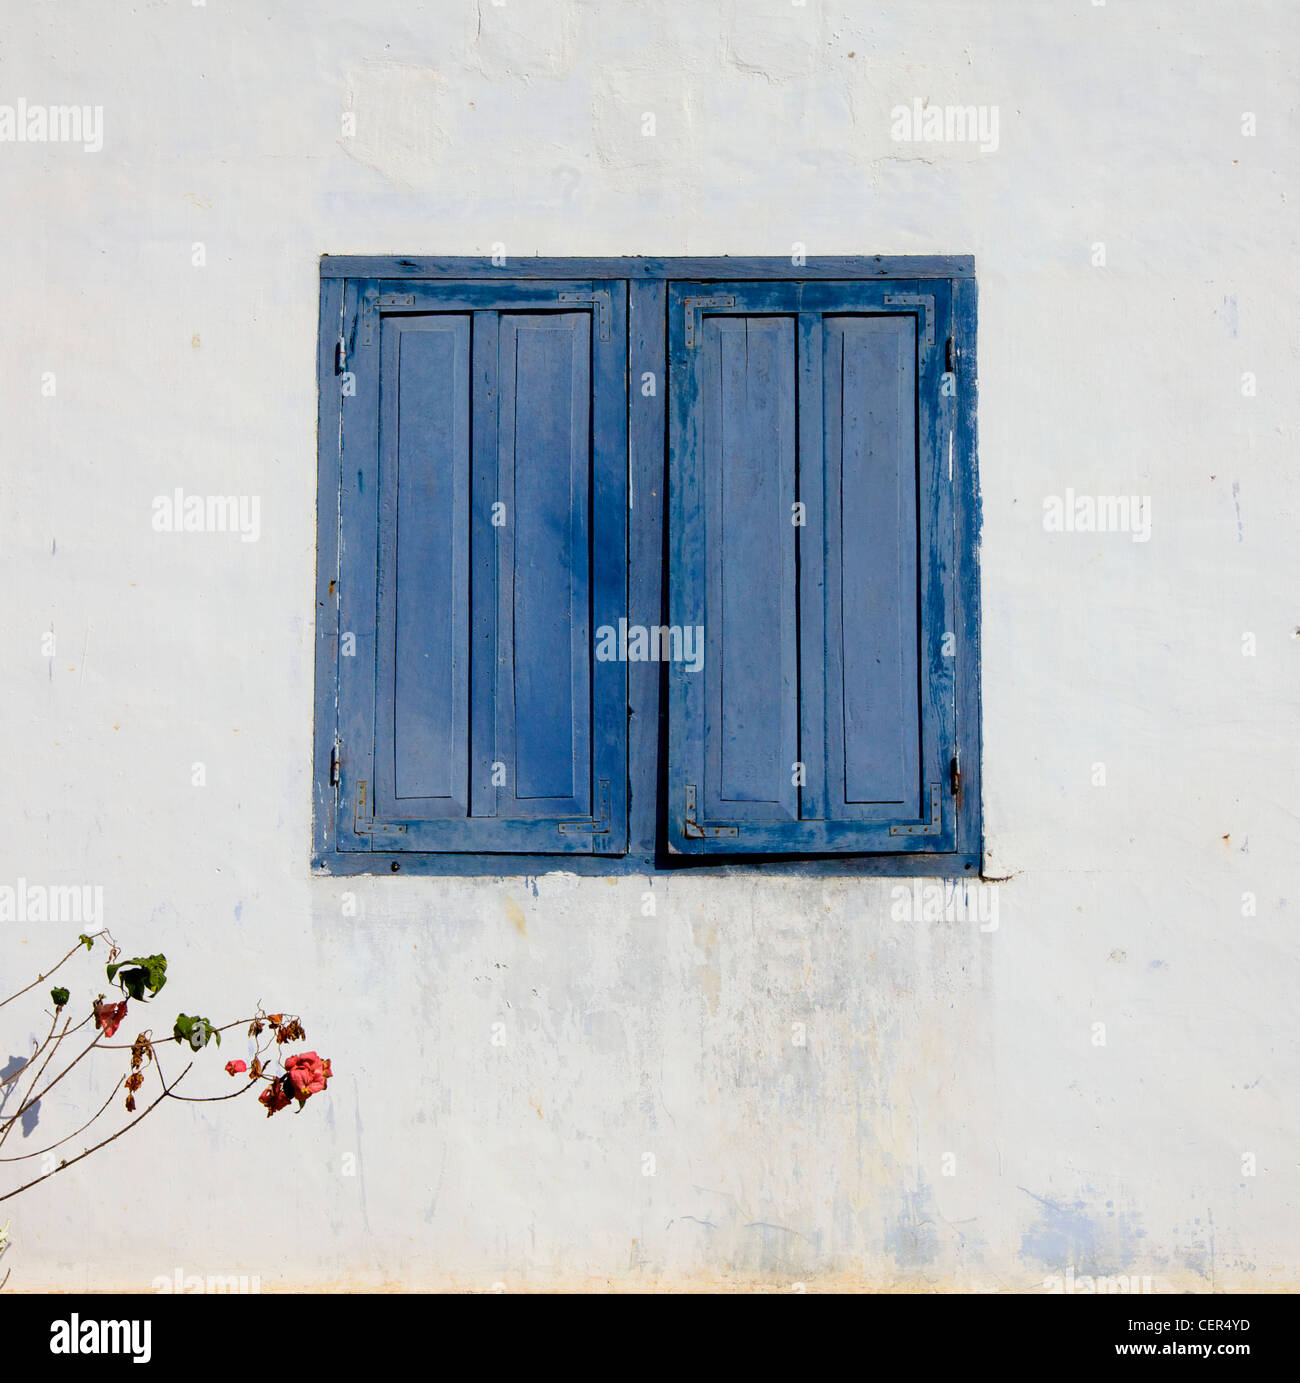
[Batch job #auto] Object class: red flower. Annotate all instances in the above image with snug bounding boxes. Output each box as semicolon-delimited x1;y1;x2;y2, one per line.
93;999;128;1039
258;1077;291;1116
225;1060;247;1076
284;1051;332;1104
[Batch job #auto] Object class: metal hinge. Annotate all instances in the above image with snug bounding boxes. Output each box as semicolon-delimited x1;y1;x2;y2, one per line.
683;784;738;838
890;783;943;837
335;339;346;373
353;780;407;836
950;755;963;811
684;295;736;348
557;290;612;341
557;779;611;834
945;337;957;373
359;293;416;346
883;292;936;350
329;743;341;787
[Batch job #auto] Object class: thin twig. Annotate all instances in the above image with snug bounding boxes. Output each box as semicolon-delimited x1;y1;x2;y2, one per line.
0;931;110;1012
0;1011;59;1091
95;1012;295;1049
0;1018;71;1151
0;1009;93;1093
0;1078;124;1162
4;1035;103;1130
0;1062;192;1205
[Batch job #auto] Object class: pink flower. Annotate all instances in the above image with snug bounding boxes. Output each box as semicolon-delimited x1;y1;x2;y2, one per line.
93;999;128;1039
284;1051;332;1103
259;1078;291;1116
225;1059;247;1076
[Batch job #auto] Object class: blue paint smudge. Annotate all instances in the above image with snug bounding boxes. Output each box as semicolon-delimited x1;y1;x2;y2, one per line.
886;1184;942;1269
1220;294;1238;338
1018;1187;1146;1276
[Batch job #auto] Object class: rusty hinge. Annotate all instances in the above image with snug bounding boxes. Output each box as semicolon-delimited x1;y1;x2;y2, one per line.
945;337;957;373
359;293;377;346
950;755;963;811
359;293;416;346
557;779;611;834
684;295;736;348
883;292;936;350
683;784;738;838
329;743;340;787
353;780;407;836
889;783;943;837
335;339;346;373
557;290;612;341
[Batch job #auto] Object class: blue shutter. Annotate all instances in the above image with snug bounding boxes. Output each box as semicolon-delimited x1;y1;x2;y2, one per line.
338;281;627;854
668;281;956;854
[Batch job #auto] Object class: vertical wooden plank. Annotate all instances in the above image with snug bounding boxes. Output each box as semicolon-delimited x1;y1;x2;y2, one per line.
496;312;591;816
667;284;707;853
702;315;799;821
374;316;471;818
627;280;664;863
914;279;957;851
796;309;825;823
952;274;982;866
335;278;380;853
824;316;921;812
470;310;500;819
590;281;630;854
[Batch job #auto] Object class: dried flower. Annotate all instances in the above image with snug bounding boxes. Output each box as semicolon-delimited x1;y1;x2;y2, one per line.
94;998;128;1039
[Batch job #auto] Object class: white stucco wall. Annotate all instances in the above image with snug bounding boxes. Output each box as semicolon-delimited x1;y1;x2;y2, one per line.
2;0;1296;1291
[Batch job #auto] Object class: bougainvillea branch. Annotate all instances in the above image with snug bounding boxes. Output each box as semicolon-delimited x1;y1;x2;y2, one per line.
0;931;333;1278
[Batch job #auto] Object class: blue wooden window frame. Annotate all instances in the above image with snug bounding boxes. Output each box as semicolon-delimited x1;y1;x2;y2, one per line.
314;257;982;877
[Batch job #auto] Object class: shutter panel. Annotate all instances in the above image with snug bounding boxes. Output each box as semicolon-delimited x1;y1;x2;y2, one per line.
339;281;627;854
702;316;800;824
668;281;955;854
375;315;471;818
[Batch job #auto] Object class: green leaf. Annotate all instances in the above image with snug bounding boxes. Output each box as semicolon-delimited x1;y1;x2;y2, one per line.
107;954;167;1001
78;934;94;951
50;987;69;1008
172;1013;219;1051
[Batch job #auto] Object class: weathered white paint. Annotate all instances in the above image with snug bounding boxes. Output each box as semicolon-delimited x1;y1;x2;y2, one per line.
1;0;1294;1291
